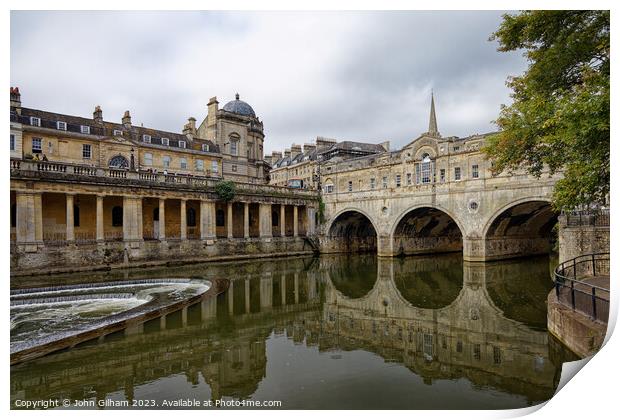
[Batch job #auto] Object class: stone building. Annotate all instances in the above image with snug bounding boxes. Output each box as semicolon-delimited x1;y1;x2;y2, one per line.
197;94;267;184
269;136;388;189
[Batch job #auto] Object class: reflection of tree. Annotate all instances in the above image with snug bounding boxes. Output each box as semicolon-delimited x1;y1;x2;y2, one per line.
484;256;555;330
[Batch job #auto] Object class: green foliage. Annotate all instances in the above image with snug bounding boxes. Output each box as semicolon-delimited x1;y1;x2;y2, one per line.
485;11;609;210
318;197;326;224
215;180;236;202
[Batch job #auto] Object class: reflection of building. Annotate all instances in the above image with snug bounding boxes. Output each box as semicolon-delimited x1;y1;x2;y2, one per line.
11;256;569;407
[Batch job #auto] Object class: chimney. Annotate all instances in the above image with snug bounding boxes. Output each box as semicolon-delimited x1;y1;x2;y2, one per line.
207;96;219;126
291;143;302;156
93;105;103;124
379;141;390;152
303;143;316;154
122;110;132;128
272;151;282;163
183;117;197;137
10;87;21;109
284;148;291;158
316;136;337;150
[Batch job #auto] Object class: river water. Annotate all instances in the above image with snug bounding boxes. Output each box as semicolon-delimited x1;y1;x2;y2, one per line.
10;253;577;410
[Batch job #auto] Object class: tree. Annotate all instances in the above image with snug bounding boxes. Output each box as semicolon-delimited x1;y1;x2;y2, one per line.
215;180;236;202
485;11;609;210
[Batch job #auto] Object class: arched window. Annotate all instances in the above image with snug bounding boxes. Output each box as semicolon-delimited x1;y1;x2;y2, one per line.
415;153;434;184
109;155;129;168
187;207;197;227
153;207;159;221
10;204;16;228
216;209;225;227
112;206;123;226
74;205;80;227
323;178;334;194
272;210;279;226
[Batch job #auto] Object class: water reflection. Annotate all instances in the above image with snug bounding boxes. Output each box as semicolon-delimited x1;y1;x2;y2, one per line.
10;255;576;409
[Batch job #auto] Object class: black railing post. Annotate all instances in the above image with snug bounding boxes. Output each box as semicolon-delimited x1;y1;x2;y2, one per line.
593;254;596;277
592;287;597;320
571;281;576;310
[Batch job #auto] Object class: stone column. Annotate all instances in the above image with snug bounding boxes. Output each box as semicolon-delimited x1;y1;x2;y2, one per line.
259;203;272;238
227;202;233;239
294;273;299;304
293;206;299;237
260;274;273;309
180;199;187;240
463;237;486;262
96;195;104;241
123;196;143;242
200;200;216;241
15;192;43;246
307;207;316;236
65;193;75;242
281;274;286;306
158;198;166;240
244;202;250;239
228;281;234;314
280;204;286;237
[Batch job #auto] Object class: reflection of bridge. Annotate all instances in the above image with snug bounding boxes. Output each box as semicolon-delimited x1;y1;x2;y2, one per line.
11;256;568;406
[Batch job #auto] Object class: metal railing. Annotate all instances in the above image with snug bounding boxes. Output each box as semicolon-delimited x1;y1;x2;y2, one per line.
563;208;609;227
554;253;610;323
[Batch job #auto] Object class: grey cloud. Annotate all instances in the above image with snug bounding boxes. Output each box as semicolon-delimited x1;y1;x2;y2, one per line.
10;11;526;153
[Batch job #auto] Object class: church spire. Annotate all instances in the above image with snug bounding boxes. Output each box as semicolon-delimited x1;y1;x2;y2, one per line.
428;91;440;137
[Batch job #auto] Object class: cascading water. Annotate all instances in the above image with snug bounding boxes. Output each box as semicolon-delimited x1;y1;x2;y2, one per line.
10;278;211;356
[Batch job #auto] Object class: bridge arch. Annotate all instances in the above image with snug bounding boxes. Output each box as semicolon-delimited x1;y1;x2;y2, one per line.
482;197;558;260
323;208;378;253
391;205;464;256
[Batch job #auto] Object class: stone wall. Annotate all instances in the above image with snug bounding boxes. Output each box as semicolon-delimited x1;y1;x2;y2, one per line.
558;212;610;263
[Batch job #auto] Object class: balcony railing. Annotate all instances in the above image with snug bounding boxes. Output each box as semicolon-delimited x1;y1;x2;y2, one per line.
11;158;317;199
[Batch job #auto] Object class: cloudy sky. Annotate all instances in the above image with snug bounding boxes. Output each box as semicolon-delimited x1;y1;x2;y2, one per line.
11;11;527;153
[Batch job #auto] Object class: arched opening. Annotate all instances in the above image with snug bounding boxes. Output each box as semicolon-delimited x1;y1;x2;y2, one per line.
109;155;129;168
187;207;197;227
393;207;462;256
112;206;123;227
325;211;377;253
484;200;558;260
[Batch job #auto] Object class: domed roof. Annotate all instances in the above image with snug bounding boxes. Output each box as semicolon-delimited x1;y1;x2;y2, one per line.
222;93;256;117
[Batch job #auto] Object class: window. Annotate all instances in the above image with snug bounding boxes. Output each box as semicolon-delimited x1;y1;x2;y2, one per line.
423;334;434;359
325;184;334;193
10;134;15;151
178;140;186;149
73;205;80;227
11;204;16;228
472;164;479;179
80;125;90;134
143;134;151;143
32;137;42;153
231;164;237;172
456;341;463;353
143;153;153;166
30;117;41;126
382;176;388;189
57;121;67;131
370;178;376;189
454;167;461;181
230;141;238;156
109;155;129;168
211;161;219;173
112;206;123;227
180;158;188;169
421;154;432;184
195;159;204;171
113;129;123;136
396;175;401;187
161;137;169;146
406;173;412;185
162;156;171;168
347;181;353;192
82;144;91;159
216;209;225;226
153;208;159;221
202;143;210;152
493;346;502;364
473;344;481;360
272;211;279;226
453;146;460;152
440;169;446;183
187;207;196;227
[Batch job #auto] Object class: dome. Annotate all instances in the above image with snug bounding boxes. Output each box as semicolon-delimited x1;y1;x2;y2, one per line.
222;93;256;117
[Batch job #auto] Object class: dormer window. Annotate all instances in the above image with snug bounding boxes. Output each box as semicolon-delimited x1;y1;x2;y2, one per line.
453;146;460;152
80;125;90;134
202;143;210;152
143;134;151;143
178;140;186;149
161;137;169;146
57;121;67;131
30;117;41;127
113;129;123;136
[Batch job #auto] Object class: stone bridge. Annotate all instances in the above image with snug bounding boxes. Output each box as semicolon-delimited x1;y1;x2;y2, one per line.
320;168;561;261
